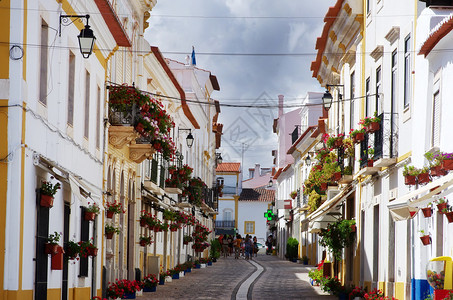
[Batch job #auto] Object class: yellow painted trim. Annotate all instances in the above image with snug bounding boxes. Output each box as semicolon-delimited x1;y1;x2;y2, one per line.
395;282;405;300
71;287;91;300
363;281;372;294
397;151;412;163
244;221;255;234
339;43;346;53
47;288;61;300
4;290;33;300
329;31;337;43
322;56;329;66
343;3;352;16
0;0;10;79
378;281;385;294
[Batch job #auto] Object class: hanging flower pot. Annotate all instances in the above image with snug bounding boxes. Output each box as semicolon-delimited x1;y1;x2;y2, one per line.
320;182;328;191
334;138;343;148
445;212;453;223
417;172;430;185
40;195;54;208
441;159;453;170
84;211;96;221
45;243;58;255
366;122;380;133
140;219;147;227
88;247;98;257
107;211;114;219
421;207;432;218
106;232;114;239
350;224;356;232
420;235;431;245
437;202;447;213
430;165;447;177
140;240;147;247
367;160;374;167
332;172;342;182
404;175;416;185
353;132;365;143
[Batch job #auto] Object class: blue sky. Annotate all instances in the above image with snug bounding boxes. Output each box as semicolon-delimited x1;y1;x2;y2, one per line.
145;0;333;177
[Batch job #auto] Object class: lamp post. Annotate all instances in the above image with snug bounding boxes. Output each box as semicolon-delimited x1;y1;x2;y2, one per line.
59;14;96;59
215;153;223;167
322;84;345;134
178;128;194;148
267;178;273;188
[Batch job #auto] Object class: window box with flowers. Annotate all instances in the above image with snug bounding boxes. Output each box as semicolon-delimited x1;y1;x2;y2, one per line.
359;112;381;133
434;197;448;213
425;151;448;177
324;133;344;149
435;152;453;170
139;235;153;247
417;167;431;185
105;224;120;239
403;165;419;185
442;206;453;223
349;128;365;144
84;202;100;221
45;231;61;255
39;178;61;208
79;239;98;257
106;202;124;218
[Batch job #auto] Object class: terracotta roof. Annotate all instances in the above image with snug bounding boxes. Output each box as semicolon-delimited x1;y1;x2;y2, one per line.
216;162;241;173
94;0;131;47
419;13;453;57
239;188;275;202
273;168;283;179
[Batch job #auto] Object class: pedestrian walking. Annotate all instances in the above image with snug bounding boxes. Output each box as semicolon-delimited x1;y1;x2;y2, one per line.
228;234;234;255
234;234;242;259
222;234;229;258
244;235;254;260
253;236;258;257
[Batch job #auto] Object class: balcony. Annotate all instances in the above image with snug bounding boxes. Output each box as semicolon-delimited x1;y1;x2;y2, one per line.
359;112;398;171
215;220;235;228
108;104;139;149
201;187;218;213
143;153;167;196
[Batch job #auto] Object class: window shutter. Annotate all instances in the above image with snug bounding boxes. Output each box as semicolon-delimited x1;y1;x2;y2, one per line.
432;91;441;147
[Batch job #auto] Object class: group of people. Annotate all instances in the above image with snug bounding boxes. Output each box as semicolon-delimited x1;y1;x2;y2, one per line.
218;234;258;260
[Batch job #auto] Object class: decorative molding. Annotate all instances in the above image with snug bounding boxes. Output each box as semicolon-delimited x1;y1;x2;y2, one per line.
370;45;384;61
385;27;400;44
129;144;156;163
108;126;139;149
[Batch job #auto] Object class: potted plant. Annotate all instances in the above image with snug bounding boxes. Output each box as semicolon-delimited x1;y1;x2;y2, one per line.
139;235;152;247
367;147;375;167
209;238;221;261
442;206;453;223
45;231;61;255
65;240;80;260
142;274;158;292
39;179;61;208
84;202;100;221
420;230;431;245
349;128;365;143
435;197;448;213
159;270;170;285
286;237;299;262
422;203;433;218
320;276;342;295
301;255;309;265
359;112;381;133
349;286;366;300
403;165;419;185
319;219;356;260
79;239;98;257
290;191;297;199
308;268;322;286
425;151;447;177
417;167;431;185
183;235;192;245
139;211;152;227
105;224;120;239
364;289;385;300
106;202;124;218
436;152;453;170
107;279;140;299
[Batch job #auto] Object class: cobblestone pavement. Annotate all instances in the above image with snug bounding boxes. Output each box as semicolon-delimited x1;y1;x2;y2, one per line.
139;253;337;300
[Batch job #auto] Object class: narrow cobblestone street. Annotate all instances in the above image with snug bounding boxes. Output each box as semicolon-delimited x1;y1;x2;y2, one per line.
140;253;337;300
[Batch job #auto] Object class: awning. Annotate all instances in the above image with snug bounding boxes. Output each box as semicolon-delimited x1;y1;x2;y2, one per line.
69;174;104;210
308;214;339;233
308;187;355;222
388;171;453;221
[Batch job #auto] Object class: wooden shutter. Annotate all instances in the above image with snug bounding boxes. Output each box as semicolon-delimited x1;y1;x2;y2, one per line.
432;91;440;147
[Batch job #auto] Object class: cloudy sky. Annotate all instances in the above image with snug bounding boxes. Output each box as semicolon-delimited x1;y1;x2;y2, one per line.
144;0;333;178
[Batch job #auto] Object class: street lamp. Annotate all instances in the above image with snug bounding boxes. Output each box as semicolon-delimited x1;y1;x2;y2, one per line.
178;128;194;148
267;178;273;188
59;15;96;59
305;154;312;165
322;89;333;111
215;153;223;166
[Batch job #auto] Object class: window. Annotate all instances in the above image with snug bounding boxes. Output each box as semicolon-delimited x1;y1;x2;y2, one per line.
244;221;255;234
350;72;355;128
223;209;232;221
367;0;371;14
432;88;441;147
404;35;411;108
39;20;48;105
365;77;370;117
373;205;380;281
376;66;382;113
391;51;397;113
67;52;75;125
84;71;90;139
96;86;101;149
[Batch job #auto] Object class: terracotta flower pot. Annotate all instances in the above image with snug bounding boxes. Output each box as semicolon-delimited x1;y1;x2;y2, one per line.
140;240;147;247
441;159;453;170
350;224;356;232
420;235;431;245
367;122;380;133
353;132;365;143
84;211;96;221
45;243;58;255
445;212;453;223
430;165;447;177
404;175;416;185
320;182;328;191
332;172;342;182
106;232;114;239
40;194;54;208
417;172;430;185
107;211;114;219
88;248;98;257
421;207;432;218
140;219;147;227
437;203;447;213
367;160;374;167
334;139;343;148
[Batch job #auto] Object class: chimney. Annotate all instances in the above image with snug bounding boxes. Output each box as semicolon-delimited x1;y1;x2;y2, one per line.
278;95;284;118
254;164;260;178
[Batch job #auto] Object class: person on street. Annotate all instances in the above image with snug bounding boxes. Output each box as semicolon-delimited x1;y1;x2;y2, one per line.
222;234;229;258
266;235;273;255
234;234;242;259
253;236;258;257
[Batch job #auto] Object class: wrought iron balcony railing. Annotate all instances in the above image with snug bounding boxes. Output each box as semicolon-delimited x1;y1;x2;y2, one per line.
144;153;168;189
108;103;137;126
215;220;235;228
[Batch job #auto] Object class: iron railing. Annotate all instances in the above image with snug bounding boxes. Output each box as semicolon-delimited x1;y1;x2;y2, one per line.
215;220;235;228
144;153;168;188
108;103;137;125
291;125;308;145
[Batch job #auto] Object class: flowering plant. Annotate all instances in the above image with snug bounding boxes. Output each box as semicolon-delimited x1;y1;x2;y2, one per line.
107;279;141;298
290;191;298;199
165;165;193;188
319;219;356;260
78;239;97;258
349;128;365;138
182;177;206;207
65;240;80;260
40;179;61;197
434;152;453;162
86;202;100;214
159;269;170;279
350;286;366;298
323;133;344;149
364;288;389;300
105;224;121;234
359;111;381;127
320;276;342;295
106;202;125;214
143;274;159;288
47;231;61;245
308;268;323;285
139;235;153;246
